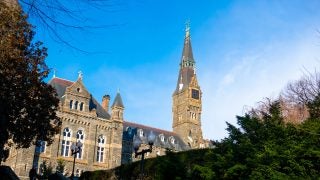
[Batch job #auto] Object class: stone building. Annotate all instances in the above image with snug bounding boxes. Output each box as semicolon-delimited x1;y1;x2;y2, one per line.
3;25;207;178
120;24;207;164
4;75;124;179
172;24;204;149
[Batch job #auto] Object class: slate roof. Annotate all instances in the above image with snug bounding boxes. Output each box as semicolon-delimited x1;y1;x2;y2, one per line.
48;77;111;119
174;28;196;95
181;31;195;65
112;92;124;108
123;121;188;151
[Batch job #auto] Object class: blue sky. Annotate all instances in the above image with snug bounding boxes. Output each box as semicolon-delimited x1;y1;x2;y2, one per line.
27;0;320;140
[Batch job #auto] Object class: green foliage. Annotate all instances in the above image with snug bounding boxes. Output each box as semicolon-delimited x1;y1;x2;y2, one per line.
40;160;53;179
56;158;65;174
0;2;61;163
81;100;320;180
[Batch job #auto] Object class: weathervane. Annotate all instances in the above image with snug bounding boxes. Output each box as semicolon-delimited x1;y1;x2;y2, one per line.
78;71;83;80
185;19;191;37
53;68;56;78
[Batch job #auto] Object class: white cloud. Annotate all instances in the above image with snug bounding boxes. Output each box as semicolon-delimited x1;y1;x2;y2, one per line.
201;29;320;140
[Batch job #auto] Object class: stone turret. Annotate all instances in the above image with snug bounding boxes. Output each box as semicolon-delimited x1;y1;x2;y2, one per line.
111;92;124;121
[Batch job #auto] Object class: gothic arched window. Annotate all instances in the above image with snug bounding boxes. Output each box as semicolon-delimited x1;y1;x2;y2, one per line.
96;135;105;163
79;102;84;111
70;100;73;109
76;130;85;159
74;101;78;110
61;128;72;157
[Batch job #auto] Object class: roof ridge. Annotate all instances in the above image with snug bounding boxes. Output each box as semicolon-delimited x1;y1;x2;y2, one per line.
124;121;178;136
51;77;74;83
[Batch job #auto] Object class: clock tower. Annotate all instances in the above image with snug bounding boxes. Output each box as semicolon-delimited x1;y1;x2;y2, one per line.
172;23;203;149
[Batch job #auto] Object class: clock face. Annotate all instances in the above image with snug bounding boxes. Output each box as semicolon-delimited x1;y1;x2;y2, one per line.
191;89;199;99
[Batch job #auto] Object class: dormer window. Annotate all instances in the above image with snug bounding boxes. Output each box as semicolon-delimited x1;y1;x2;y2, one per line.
159;134;165;142
170;137;175;144
139;129;144;137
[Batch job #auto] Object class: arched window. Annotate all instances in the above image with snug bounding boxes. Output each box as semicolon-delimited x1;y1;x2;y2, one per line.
61;128;72;157
74;101;78;110
76;130;85;159
170;137;175;144
159;134;165;142
139;129;144;137
96;135;105;163
70;100;73;109
79;102;84;111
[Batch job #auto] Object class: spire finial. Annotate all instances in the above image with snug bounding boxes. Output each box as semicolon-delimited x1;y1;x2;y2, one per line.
53;68;56;78
117;88;120;93
78;71;83;80
185;19;190;38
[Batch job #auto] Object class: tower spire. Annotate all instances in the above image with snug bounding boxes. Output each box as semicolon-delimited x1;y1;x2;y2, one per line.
181;20;195;68
174;21;197;94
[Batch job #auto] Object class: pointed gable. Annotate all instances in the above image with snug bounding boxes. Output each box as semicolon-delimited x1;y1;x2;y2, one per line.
48;77;111;119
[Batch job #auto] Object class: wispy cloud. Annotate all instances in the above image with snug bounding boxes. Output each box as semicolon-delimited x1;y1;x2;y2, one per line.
201;29;320;140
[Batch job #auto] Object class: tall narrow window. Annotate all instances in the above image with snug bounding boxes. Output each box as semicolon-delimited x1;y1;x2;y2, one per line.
61;128;72;157
74;101;78;110
79;102;84;111
76;130;85;159
70;100;73;109
96;135;105;163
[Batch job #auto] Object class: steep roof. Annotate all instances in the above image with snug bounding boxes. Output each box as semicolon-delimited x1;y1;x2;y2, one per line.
181;26;195;67
48;78;73;99
112;92;124;108
48;77;111;119
123;121;188;151
174;25;197;94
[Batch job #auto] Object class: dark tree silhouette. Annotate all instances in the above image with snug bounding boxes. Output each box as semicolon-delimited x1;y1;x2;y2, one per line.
0;2;61;163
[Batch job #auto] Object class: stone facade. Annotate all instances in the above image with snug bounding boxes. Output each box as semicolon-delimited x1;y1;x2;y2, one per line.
172;25;204;149
4;76;124;179
3;26;208;178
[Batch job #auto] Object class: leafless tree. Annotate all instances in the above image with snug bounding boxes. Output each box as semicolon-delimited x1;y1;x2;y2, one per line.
282;70;320;105
4;0;123;52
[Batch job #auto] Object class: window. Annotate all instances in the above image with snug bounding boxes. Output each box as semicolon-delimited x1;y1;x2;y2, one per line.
74;101;78;110
61;128;72;157
76;130;85;159
70;100;73;109
79;102;84;111
170;137;175;144
139;129;144;137
36;141;46;153
159;134;165;142
96;135;105;163
191;89;199;99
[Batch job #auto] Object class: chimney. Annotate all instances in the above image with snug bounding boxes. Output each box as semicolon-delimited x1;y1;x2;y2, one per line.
102;95;110;112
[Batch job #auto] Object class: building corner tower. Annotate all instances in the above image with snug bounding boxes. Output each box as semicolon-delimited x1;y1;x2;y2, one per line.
172;23;204;149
